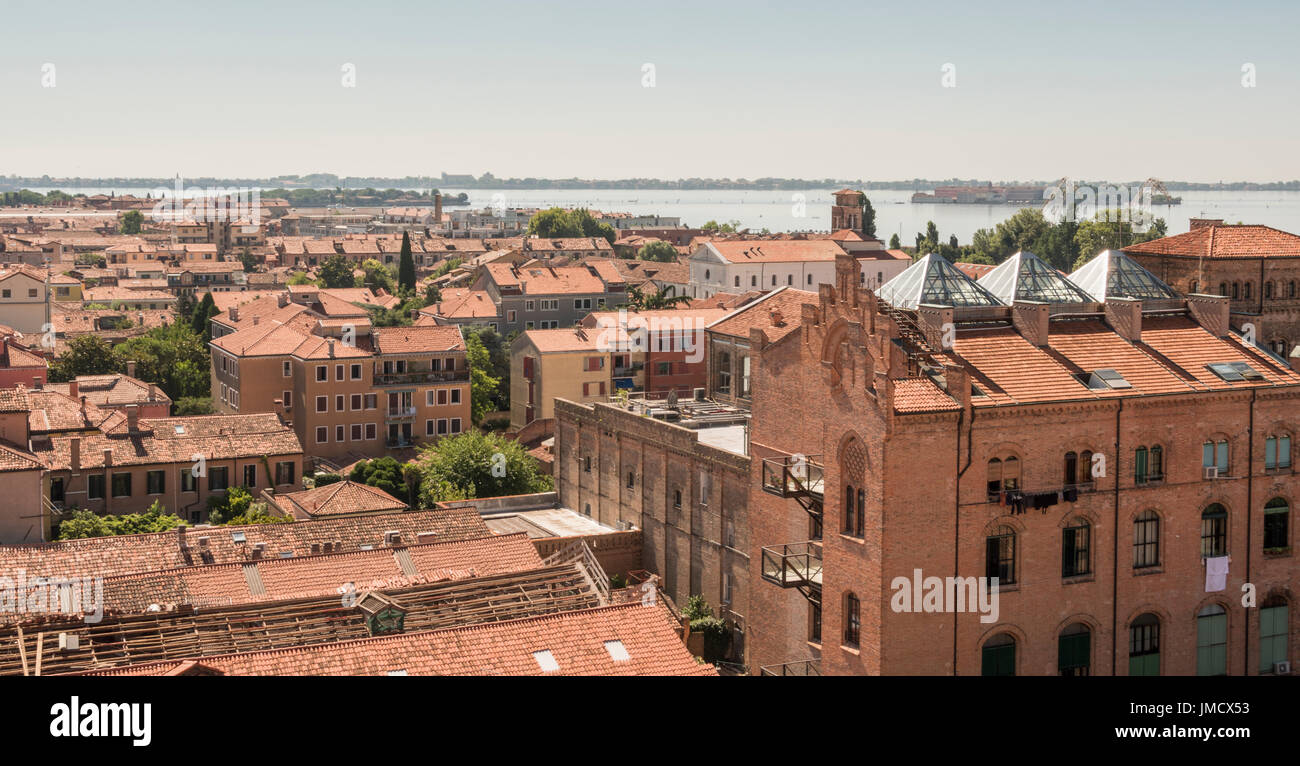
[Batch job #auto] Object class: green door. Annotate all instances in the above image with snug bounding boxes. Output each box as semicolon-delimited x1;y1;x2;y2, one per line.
1197;611;1227;676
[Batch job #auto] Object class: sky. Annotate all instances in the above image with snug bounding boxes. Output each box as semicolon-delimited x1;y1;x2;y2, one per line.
1;0;1298;182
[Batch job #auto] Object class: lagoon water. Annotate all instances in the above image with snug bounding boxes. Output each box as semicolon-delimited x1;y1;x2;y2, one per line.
21;186;1300;244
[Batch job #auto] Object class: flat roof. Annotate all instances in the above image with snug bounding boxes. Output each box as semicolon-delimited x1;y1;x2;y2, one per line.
483;507;618;538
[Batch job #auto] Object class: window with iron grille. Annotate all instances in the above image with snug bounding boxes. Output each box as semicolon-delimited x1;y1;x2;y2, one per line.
843;593;860;646
1201;505;1227;557
1133;510;1159;568
985;528;1015;584
1062;519;1091;577
1129;614;1161;676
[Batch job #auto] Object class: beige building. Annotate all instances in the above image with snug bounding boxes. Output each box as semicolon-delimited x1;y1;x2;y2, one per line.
510;327;644;429
0;265;49;334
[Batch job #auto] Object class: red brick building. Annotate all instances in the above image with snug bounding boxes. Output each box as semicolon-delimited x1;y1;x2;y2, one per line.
1124;219;1300;360
748;253;1298;676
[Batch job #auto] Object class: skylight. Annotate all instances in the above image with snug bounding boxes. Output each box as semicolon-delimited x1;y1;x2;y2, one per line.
532;650;560;673
386;669;408;676
230;531;246;543
1086;369;1132;390
174;425;185;434
1208;362;1263;382
604;640;630;662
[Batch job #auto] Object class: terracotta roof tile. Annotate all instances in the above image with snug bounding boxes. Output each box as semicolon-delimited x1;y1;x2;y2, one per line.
707;287;820;343
892;378;960;413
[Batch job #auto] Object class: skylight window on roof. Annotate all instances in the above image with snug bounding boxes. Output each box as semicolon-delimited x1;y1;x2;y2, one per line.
604;640;630;662
279;551;294;559
174;425;185;434
387;669;408;676
1085;369;1132;390
1207;363;1245;382
533;650;560;673
1229;362;1264;380
230;531;246;543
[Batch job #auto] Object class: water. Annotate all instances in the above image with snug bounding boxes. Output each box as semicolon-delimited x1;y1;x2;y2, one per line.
18;187;1300;244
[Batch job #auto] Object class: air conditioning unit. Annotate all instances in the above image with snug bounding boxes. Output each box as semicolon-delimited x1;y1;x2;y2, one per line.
693;387;707;401
1274;661;1292;675
384;530;402;545
1203;466;1219;480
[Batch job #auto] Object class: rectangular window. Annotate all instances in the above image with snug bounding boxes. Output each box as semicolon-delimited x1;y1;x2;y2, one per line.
316;365;327;382
180;469;196;493
335;364;344;381
437;419;448;435
450;418;461;434
365;423;376;440
50;477;65;503
209;467;229;492
111;472;132;498
350;363;362;380
88;474;105;500
283;391;293;410
275;461;295;486
316;396;327;413
1062;524;1091;577
450;388;461;404
243;464;257;488
336;425;345;443
146;470;165;495
365;394;377;410
426;419;435;436
335;395;345;411
283;361;291;377
351;394;362;410
316;426;328;443
437;389;448;405
351;424;363;441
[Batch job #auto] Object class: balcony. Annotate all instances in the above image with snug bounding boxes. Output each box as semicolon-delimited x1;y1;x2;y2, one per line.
761;454;824;499
385;436;416;449
385;407;417;420
759;660;821;677
761;542;822;603
374;370;469;386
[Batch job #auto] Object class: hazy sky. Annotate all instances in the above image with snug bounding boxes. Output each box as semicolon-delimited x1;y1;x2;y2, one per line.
2;0;1297;181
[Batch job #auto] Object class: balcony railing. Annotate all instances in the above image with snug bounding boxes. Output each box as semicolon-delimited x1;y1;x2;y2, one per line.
374;370;469;386
761;454;824;499
761;542;823;592
385;437;415;449
385;407;417;419
759;660;821;677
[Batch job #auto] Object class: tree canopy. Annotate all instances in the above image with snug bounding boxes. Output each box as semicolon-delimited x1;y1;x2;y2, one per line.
526;207;616;244
398;231;417;293
415;430;552;506
318;255;356;288
637;240;678;262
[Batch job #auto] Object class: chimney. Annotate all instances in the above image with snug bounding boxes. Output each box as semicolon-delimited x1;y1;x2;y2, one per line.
69;437;80;472
1189;218;1224;230
769;308;785;327
916;304;957;351
434;192;442;225
102;448;112;468
1187;293;1231;338
942;362;971;410
1104;297;1143;343
252;315;260;326
1011;301;1051;347
126;360;136;378
177;524;187;549
229;306;240;322
69;381;78;398
327;339;336;358
126;404;139;432
277;293;288;308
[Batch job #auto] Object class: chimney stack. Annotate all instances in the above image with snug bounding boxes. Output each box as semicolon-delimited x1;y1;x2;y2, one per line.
1189;218;1224;230
327;339;336;358
1104;297;1143;343
229;306;240;322
102;448;112;468
69;381;78;398
277;292;289;308
126;360;136;378
1011;301;1052;347
1187;293;1231;338
126;404;139;432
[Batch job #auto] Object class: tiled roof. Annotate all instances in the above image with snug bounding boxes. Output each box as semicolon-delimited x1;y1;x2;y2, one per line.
275;480;408;518
524;237;613;252
0;388;30;413
0;508;490;582
0;440;43;473
953;262;994;280
1123;224;1300;259
707;287;820;343
892;378;960;413
45;374;170;407
74;602;713;676
27;389;118;434
424;288;498;320
485;263;606;295
33;412;302;471
96;533;543;617
0;341;46;369
522;327;614;353
372;325;466;355
705;239;846;264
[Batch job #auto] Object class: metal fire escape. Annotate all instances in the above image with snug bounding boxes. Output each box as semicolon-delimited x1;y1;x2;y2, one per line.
759;455;824;606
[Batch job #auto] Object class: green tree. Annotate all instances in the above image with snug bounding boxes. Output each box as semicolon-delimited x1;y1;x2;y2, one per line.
466;332;500;424
398;231;417;293
360;258;396;294
48;336;119;382
888;233;901;249
637;240;678;263
463;327;510;411
55;501;186;540
237;248;259;273
288;270;314;285
415;430;552;505
622;285;690;310
348;457;412;502
1072;211;1168;269
190;292;218;342
318;255;356;288
701;220;738;233
172;396;214;416
118;210;144;235
859;194;877;238
114;323;212;400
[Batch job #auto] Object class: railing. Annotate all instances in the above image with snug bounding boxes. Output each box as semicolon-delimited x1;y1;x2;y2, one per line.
988;481;1094;505
761;542;823;590
385;437;415;449
385;407;417;419
374;370;469;385
760;660;821;677
761;454;824;499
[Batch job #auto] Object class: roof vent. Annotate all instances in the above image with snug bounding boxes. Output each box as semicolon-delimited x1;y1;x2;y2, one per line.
230;530;246;543
532;650;560;673
384;530;402;545
604;640;630;662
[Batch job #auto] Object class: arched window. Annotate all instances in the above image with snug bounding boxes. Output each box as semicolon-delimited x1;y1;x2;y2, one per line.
981;633;1016;676
1264;498;1289;551
843;592;860;646
704;269;710;280
1265;281;1274;299
1063;518;1091;577
1078;450;1093;484
1059;623;1091;676
1260;596;1289;673
1063;451;1078;486
1149;445;1163;481
1265;433;1291;470
1129;613;1161;676
1219;282;1228;297
1134;510;1160;568
985;526;1016;584
807;273;813;286
1003;456;1020;490
855;489;865;537
1201;504;1227;557
1202;440;1228;473
1196;604;1227;675
986;457;1003;500
1232;282;1240;300
844;484;856;536
1134;445;1164;484
1244;282;1253;300
1134;446;1148;483
1291;280;1297;298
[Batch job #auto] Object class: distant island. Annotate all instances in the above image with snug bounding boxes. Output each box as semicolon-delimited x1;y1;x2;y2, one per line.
0;173;1295;193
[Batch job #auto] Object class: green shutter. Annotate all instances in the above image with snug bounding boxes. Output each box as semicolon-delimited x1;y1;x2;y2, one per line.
1260;606;1288;673
1129;653;1160;676
982;644;1015;676
1059;632;1090;672
1196;614;1227;675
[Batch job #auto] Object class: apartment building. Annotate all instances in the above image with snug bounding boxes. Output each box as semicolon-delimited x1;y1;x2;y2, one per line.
211;314;470;461
578;306;728;398
1124;219;1300;359
0;336;47;389
45;372;171;418
746;252;1299;676
688;238;909;299
475;262;624;336
510;327;644;429
0;265;49;333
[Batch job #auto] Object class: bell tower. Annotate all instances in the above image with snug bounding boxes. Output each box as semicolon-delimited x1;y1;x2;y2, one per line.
831;189;864;235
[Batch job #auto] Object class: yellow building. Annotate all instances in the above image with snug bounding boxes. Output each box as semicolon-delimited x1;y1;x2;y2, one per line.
510;327;644;430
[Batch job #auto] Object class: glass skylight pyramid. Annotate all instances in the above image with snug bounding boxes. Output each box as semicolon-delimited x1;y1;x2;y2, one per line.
1068;249;1179;301
875;253;1003;310
977;250;1094;304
